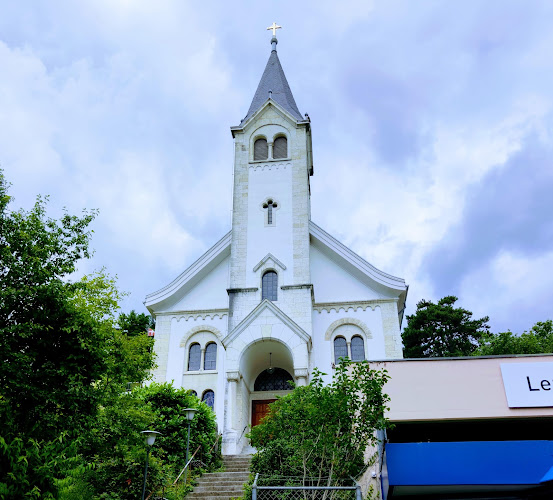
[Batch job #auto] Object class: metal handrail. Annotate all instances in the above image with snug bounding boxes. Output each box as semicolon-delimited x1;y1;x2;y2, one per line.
173;432;221;485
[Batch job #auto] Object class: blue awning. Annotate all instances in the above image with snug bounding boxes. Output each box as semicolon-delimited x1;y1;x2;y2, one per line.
386;440;553;487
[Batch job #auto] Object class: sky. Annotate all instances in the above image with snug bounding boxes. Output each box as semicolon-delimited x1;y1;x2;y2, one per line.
1;0;552;334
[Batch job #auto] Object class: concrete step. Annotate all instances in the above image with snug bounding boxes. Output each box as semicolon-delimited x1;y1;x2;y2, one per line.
200;472;250;480
188;495;244;500
194;481;244;491
188;456;251;500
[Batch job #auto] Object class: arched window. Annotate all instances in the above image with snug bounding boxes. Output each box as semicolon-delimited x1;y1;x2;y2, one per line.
202;390;215;410
254;138;268;160
204;342;217;370
254;368;293;391
262;271;278;301
334;336;348;364
188;343;201;371
189;390;198;397
273;136;287;159
351;336;365;361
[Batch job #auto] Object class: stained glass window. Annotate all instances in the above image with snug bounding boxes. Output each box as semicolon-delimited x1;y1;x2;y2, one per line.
351;336;365;361
202;390;214;410
334;336;348;364
204;342;217;370
254;368;293;391
188;343;200;371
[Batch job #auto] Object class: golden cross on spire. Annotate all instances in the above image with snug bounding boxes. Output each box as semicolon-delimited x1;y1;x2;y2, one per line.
267;22;282;36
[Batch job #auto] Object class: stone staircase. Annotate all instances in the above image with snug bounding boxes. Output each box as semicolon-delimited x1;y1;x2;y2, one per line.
187;455;251;500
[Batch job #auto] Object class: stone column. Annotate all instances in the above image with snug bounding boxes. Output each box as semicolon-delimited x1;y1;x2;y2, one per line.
223;371;240;455
200;348;206;371
347;341;352;359
294;368;309;387
268;142;273;160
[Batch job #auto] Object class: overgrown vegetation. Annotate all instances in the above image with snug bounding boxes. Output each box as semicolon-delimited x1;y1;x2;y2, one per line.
0;172;220;498
476;320;553;356
244;360;390;498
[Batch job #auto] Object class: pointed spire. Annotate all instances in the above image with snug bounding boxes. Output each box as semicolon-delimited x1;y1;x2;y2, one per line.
242;34;303;123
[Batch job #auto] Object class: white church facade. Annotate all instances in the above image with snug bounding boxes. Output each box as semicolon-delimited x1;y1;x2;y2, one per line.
145;34;408;455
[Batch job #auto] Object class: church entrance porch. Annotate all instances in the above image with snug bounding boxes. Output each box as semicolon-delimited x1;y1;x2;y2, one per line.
223;338;307;455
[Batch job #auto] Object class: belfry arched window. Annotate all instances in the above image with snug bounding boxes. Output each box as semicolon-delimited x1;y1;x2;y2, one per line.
351;336;365;361
262;271;278;301
334;336;348;364
188;343;201;371
254;138;268;160
202;390;215;410
273;136;287;159
204;342;217;370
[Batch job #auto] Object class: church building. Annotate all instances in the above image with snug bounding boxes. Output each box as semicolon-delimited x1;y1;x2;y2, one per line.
145;31;408;455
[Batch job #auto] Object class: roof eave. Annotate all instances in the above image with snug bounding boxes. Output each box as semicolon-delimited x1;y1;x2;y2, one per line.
231;99;309;137
144;231;232;312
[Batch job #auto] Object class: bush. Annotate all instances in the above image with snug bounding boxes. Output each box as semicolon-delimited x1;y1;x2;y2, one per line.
82;383;221;499
245;360;390;497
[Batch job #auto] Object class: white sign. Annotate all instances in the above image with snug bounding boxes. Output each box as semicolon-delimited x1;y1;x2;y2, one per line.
501;362;553;408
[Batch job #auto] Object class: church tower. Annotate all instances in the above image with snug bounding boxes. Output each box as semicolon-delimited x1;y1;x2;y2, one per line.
145;28;408;456
227;34;313;346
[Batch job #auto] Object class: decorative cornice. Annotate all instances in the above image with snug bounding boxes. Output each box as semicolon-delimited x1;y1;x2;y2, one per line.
227;287;258;294
223;299;311;347
313;299;397;314
249;161;291;172
157;309;229;321
253;253;287;272
294;368;309;378
227;371;241;382
281;284;312;290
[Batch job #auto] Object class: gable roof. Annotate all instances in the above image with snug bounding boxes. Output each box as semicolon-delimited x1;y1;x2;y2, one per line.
242;48;303;124
223;299;311;348
144;231;231;312
309;221;408;322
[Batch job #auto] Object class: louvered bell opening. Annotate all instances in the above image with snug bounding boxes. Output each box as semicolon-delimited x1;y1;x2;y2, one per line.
254;138;268;160
273;136;287;159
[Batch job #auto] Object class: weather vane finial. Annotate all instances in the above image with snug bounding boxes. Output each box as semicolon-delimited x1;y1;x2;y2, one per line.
267;22;282;37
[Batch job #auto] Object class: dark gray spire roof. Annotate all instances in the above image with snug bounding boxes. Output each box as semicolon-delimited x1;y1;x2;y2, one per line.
242;40;303;123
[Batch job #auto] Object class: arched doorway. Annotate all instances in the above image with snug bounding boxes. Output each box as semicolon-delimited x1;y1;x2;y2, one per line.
251;367;294;427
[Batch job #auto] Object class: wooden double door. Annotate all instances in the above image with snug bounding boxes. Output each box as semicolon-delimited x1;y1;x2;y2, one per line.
251;399;276;427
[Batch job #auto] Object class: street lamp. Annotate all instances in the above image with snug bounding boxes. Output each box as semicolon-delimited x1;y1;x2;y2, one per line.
141;430;161;500
183;408;197;484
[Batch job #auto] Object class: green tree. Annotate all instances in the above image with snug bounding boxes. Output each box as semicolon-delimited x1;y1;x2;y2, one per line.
0;172;157;497
118;309;154;336
247;360;390;492
475;320;553;355
401;296;490;358
0;173;103;437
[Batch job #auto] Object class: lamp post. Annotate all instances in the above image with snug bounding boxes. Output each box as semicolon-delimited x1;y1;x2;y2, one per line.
183;408;197;485
141;430;161;500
